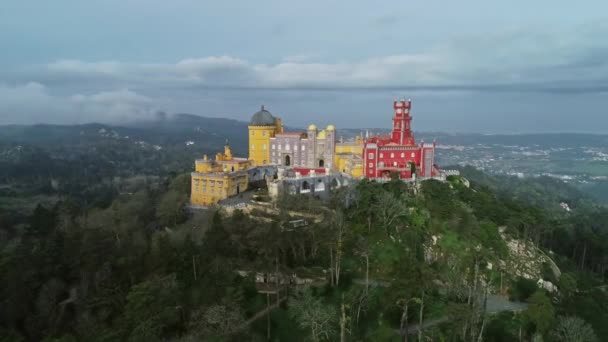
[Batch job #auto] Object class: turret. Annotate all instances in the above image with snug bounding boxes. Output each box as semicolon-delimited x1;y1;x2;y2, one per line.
392;98;415;145
223;141;233;160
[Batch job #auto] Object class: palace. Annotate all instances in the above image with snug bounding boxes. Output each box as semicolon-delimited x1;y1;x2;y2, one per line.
190;99;443;206
362;99;438;179
190;144;252;206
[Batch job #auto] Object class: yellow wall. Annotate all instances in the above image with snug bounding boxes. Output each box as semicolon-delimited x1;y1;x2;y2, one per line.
248;123;279;166
335;144;363;155
190;144;252;206
191;173;249;206
334;139;364;178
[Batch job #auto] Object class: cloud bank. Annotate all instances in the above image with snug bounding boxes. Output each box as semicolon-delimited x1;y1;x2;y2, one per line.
0;23;607;130
0;83;157;125
30;25;608;92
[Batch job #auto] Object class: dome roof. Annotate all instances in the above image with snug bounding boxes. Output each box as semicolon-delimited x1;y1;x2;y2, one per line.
326;125;335;131
250;105;276;126
308;124;317;130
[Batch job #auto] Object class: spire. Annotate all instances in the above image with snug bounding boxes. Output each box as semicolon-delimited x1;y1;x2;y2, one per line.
261;104;265;111
225;138;229;146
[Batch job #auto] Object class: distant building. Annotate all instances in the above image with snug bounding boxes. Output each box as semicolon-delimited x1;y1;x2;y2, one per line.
362;99;439;179
190;143;252;206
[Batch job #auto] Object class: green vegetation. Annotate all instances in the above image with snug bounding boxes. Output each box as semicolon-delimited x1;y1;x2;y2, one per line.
0;172;605;341
1;129;608;341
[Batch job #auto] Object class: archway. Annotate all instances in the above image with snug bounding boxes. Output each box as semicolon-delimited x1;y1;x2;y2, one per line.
331;178;340;189
315;179;325;191
231;166;235;172
302;181;310;193
318;159;324;167
285;155;291;166
236;184;240;194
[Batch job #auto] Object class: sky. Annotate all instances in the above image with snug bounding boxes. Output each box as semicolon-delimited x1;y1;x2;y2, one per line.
0;1;607;133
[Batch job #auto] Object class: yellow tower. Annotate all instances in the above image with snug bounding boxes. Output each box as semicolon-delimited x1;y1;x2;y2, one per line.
248;105;282;165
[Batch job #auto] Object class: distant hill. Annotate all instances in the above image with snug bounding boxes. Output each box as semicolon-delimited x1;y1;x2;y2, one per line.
0;113;250;155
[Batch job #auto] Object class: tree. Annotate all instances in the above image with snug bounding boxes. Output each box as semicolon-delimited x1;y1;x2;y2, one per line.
188;304;245;338
525;291;555;335
373;191;408;235
288;290;337;342
558;273;577;300
329;210;347;286
354;236;371;295
551;316;597;342
123;275;181;341
156;190;188;227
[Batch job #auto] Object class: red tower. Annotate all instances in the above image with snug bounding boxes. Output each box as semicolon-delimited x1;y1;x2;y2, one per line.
362;99;440;180
391;99;415;146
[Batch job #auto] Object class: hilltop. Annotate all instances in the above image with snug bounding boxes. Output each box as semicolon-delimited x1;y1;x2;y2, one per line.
1;163;607;340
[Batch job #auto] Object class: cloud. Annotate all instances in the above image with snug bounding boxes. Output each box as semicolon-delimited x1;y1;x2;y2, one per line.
27;25;608;93
0;83;158;124
1;23;607;128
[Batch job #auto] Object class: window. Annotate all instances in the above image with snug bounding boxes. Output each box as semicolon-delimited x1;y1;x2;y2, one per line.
272;144;275;150
368;163;373;167
380;153;383;158
263;144;267;150
251;144;255;150
411;152;415;157
302;145;306;151
368;153;374;159
251;131;254;136
379;162;384;167
394;161;397;166
263;131;266;136
401;153;405;158
390;153;394;158
294;145;298;151
286;144;290;151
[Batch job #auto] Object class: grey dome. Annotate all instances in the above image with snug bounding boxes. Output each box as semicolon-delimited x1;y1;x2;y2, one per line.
250;105;276;126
